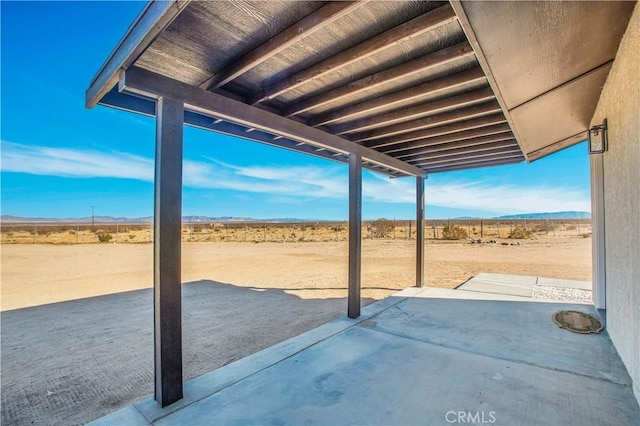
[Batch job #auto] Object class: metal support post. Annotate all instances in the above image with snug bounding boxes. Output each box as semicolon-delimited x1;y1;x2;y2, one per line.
153;97;184;407
348;153;362;319
416;176;425;287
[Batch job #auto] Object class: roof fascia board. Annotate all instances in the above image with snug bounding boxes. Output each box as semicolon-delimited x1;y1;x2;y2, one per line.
449;0;529;162
86;0;190;108
528;132;587;161
119;66;426;177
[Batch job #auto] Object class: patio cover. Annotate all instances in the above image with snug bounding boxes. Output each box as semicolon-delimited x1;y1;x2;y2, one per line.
87;1;633;175
86;0;635;408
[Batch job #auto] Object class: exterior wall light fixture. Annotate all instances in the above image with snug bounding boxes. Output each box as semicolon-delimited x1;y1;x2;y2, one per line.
588;119;608;154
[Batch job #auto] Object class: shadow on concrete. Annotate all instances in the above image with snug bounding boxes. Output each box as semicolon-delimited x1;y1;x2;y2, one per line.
0;279;375;425
97;288;639;426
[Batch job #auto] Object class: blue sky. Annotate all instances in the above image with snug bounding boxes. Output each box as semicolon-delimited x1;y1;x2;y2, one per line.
1;1;591;220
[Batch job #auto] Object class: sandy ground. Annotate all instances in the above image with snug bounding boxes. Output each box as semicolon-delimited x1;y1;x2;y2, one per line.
0;236;591;425
1;236;591;311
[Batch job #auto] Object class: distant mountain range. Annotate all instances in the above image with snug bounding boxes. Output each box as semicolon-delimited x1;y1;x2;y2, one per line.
1;211;591;223
494;211;591;219
454;211;590;220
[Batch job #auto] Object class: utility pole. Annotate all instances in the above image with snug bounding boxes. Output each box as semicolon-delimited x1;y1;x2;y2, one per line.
91;206;95;230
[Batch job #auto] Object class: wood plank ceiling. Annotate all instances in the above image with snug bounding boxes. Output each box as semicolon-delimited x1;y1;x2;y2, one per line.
89;1;634;177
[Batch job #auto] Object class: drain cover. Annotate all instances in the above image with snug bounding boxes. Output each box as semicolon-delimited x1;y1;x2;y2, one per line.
552;310;603;334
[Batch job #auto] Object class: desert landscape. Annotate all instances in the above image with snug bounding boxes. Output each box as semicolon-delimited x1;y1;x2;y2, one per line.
0;219;592;425
1;219;591;311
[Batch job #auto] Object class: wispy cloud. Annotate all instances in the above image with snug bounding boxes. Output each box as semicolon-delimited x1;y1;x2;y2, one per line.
1;141;154;181
0;141;344;198
1;141;590;213
363;172;415;203
204;158;347;198
425;181;591;213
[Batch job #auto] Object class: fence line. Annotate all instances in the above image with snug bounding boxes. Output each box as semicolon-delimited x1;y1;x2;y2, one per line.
0;219;592;244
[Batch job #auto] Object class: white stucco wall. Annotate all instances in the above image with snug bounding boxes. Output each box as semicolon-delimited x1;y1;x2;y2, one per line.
590;3;640;404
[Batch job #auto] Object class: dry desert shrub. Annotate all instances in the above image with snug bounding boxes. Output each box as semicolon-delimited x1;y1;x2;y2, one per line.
96;232;113;243
441;225;468;240
509;226;531;239
369;218;394;238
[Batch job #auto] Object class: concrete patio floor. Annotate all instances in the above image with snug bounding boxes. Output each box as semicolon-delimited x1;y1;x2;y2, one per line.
457;272;592;298
93;280;640;425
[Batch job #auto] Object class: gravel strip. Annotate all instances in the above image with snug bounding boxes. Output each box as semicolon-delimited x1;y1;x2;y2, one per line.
533;284;593;304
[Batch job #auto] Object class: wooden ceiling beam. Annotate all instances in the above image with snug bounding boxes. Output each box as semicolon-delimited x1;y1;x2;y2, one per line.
413;150;523;167
402;139;518;162
199;2;363;90
121;66;426;176
395;132;516;159
182;111;361;168
380;122;512;154
413;147;521;167
363;114;507;149
253;3;458;105
310;67;487;128
352;101;502;142
425;157;524;173
333;87;495;135
283;42;475;117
